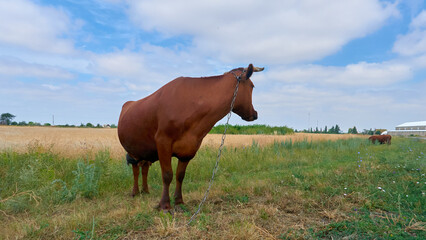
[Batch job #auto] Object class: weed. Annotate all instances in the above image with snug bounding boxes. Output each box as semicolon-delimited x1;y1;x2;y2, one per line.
52;160;100;202
73;216;96;240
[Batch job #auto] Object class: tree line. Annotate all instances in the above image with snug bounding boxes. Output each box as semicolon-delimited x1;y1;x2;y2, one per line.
298;124;342;134
1;112;386;134
0;113;117;128
298;124;385;135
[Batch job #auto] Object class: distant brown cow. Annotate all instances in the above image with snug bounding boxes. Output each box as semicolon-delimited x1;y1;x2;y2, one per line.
369;135;392;145
118;64;264;211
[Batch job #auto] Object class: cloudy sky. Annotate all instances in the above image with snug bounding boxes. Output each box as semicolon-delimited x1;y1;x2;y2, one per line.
0;0;425;132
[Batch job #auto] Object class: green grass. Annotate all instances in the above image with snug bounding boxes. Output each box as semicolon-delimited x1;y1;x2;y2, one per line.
0;137;424;239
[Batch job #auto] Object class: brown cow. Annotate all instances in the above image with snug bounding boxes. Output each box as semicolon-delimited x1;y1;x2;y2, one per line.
369;135;392;145
118;64;264;211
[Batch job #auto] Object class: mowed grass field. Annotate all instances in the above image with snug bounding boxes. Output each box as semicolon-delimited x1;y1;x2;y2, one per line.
0;126;425;239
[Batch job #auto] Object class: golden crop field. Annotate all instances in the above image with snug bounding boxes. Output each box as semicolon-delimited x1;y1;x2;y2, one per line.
0;126;365;159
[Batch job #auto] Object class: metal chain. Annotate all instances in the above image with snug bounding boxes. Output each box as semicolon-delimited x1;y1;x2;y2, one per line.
187;71;243;225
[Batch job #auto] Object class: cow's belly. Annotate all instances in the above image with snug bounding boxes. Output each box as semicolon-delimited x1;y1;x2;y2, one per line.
119;131;158;162
172;134;203;162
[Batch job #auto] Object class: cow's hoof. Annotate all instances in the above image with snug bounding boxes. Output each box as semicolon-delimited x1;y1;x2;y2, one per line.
154;204;173;214
131;191;140;197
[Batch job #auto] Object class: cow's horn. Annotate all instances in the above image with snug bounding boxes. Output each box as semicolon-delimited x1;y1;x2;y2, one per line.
253;67;264;72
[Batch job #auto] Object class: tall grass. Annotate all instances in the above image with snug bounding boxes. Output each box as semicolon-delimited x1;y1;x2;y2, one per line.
0;137;424;239
209;124;294;135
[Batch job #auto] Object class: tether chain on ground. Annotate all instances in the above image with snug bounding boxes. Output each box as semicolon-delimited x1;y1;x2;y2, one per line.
186;71;242;225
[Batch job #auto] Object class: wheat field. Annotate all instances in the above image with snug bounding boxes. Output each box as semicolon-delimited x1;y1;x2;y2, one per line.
0;126;365;159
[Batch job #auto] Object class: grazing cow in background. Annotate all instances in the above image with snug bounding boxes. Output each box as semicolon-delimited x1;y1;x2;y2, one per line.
369;135;392;145
118;64;264;211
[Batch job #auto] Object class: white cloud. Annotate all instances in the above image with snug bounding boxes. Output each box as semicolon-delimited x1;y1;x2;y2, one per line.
90;44;222;86
127;0;398;64
328;62;412;86
79;77;127;94
0;0;76;54
410;10;426;29
0;57;74;79
260;61;412;87
393;10;426;56
42;84;62;91
251;80;426;131
393;30;426;56
92;51;147;79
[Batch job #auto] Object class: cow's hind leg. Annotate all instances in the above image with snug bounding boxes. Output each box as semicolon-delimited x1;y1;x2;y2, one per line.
131;164;140;197
174;160;189;206
141;161;151;194
127;154;140;197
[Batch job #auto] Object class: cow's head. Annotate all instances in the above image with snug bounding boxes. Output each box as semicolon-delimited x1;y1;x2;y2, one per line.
231;64;264;121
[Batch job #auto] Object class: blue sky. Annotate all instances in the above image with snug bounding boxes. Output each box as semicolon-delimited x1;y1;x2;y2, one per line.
0;0;425;132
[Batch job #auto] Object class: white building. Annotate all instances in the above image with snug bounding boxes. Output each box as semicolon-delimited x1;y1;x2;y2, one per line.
388;121;426;136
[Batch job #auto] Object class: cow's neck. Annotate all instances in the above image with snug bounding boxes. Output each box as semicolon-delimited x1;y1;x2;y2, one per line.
203;74;240;131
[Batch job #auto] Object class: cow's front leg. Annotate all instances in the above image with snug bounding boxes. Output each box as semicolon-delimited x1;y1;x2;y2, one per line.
174;160;189;206
157;143;173;211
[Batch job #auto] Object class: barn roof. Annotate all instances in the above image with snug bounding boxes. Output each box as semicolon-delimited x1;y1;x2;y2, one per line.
396;121;426;127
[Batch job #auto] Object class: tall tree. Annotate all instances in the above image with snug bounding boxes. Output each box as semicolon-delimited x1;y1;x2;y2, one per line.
0;113;15;125
335;124;341;134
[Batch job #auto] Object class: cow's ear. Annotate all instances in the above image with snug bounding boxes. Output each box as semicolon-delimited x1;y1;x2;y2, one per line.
244;64;254;80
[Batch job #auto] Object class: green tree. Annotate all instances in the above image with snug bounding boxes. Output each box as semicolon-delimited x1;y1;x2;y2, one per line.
335;124;341;134
352;126;358;134
362;128;374;135
1;113;16;125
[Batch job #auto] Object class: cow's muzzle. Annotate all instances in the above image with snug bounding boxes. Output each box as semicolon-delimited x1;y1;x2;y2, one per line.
242;111;258;121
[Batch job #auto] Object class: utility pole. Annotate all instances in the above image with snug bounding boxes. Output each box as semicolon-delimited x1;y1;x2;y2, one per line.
308;112;310;130
52;115;55;126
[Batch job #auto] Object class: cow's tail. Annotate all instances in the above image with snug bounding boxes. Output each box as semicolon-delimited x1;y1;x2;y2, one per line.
126;153;138;165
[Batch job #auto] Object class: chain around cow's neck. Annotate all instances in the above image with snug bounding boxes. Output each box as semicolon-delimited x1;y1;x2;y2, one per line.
187;70;243;225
